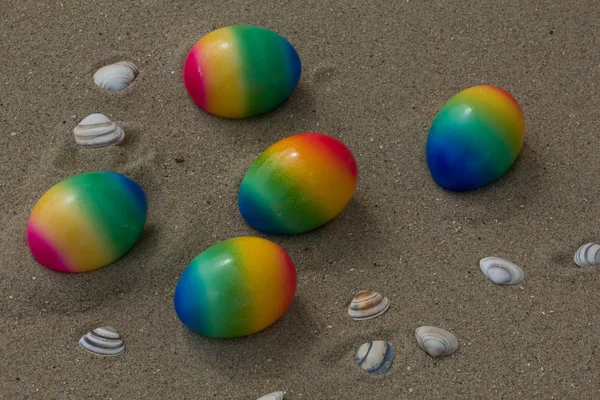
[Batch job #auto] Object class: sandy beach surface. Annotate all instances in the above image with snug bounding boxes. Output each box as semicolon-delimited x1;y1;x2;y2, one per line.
2;1;600;399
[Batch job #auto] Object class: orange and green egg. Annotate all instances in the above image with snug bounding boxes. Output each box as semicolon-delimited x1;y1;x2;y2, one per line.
238;133;358;234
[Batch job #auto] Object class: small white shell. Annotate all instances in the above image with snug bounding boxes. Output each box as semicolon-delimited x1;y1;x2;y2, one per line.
415;326;459;358
79;326;125;357
256;392;284;400
73;113;124;148
479;257;524;285
347;290;390;320
94;61;139;91
354;340;395;375
574;243;600;267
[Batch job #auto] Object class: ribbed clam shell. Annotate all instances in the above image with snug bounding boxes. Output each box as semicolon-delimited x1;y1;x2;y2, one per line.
479;257;523;285
79;326;125;357
415;326;458;358
256;391;284;400
573;243;600;267
94;61;139;91
73;114;124;148
348;290;390;320
354;340;395;375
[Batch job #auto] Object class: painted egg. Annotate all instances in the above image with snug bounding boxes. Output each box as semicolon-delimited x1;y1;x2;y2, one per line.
238;133;358;234
183;25;302;119
426;85;525;191
174;237;297;338
26;171;147;273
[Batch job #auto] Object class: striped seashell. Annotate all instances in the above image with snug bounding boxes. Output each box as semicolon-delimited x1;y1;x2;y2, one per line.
354;340;395;375
415;326;459;358
94;61;139;91
574;243;600;267
347;290;390;321
73;114;124;148
79;327;125;357
479;257;524;285
256;392;284;400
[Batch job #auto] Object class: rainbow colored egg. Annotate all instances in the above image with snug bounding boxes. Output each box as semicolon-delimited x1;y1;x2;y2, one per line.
426;85;525;191
26;171;147;273
174;237;297;338
183;25;302;119
238;133;358;234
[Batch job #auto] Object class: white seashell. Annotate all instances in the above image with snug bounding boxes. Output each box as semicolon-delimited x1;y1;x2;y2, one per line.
573;243;600;267
94;61;139;91
354;340;395;375
79;326;125;357
479;257;524;285
256;392;284;400
348;290;390;320
73;114;125;148
415;326;459;358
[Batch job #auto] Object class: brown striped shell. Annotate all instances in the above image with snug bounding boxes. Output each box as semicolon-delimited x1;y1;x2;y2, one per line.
347;290;390;320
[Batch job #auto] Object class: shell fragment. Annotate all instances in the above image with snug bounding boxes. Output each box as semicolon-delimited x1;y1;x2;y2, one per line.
256;392;284;400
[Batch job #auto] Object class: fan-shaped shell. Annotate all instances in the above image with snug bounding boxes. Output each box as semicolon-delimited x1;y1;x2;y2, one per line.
94;61;139;91
574;243;600;267
479;257;523;285
73;114;124;148
354;340;395;375
79;327;125;357
415;326;458;358
256;392;284;400
347;290;390;320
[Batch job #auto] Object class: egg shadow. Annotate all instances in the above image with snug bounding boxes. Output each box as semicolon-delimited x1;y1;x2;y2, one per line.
182;297;318;377
236;83;317;127
30;223;159;316
549;250;574;268
428;142;546;220
186;83;318;147
252;196;387;274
